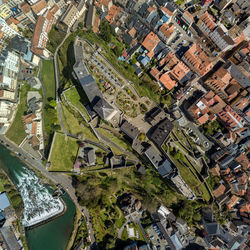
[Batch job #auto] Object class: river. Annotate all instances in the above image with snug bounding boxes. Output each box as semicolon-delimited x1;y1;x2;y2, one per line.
0;143;76;250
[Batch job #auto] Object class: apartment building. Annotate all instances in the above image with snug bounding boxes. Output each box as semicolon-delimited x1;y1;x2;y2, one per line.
0;49;19;90
58;4;79;31
31;10;56;57
0;17;19;39
0;2;11;20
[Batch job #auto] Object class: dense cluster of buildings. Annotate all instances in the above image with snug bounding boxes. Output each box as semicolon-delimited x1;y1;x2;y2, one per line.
82;0;250;248
0;0;86;58
87;0;246;94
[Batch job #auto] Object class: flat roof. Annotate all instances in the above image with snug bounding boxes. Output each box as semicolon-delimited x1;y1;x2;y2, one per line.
0;192;10;210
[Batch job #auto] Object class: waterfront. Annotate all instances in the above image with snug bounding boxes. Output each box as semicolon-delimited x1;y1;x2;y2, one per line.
0;143;76;250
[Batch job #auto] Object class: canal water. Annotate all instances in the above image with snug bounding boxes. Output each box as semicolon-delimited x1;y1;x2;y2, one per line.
0;143;76;250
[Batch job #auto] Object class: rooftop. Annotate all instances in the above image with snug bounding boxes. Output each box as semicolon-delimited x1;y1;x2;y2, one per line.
159;72;176;90
182;43;213;76
120;120;140;140
93;97;117;121
149;118;173;147
141;31;160;52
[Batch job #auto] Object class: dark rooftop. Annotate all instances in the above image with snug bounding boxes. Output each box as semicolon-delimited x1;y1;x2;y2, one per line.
86;5;95;29
224;62;250;88
158;160;173;177
10;35;29;55
149;118;173;147
120;120;140;140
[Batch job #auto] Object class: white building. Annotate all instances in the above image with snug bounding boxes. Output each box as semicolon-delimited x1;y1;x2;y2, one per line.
0;17;19;38
0;50;19;90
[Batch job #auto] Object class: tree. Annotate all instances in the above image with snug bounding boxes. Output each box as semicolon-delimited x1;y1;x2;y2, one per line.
130;56;137;65
49;99;57;108
52;124;61;130
99;21;112;42
113;45;123;56
78;22;84;29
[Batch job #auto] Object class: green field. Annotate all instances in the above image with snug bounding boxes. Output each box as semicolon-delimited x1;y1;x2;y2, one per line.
61;102;98;142
41;59;61;153
168;151;211;202
6;83;29;145
41;60;55;101
98;128;131;153
49;132;78;171
47;26;65;53
64;87;90;122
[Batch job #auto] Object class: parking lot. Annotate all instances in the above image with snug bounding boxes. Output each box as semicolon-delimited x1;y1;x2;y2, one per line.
146;224;168;249
184;122;213;150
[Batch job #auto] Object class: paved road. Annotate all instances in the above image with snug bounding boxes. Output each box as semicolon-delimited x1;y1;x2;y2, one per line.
156;222;176;250
136;220;150;244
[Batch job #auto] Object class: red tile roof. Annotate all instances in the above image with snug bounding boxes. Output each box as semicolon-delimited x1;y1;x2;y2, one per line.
197;114;209;124
227;195;240;210
160;52;179;68
198;11;216;32
20;2;31;14
161;6;173;17
128;27;136;38
213;184;226;198
147;6;156;12
22;114;36;124
105;5;121;23
50;4;59;15
235;154;250;170
171;61;190;81
141;32;160;52
159;72;176;90
31;0;48;14
31;121;37;135
183;43;213;76
159;23;175;39
150;67;160;80
93;16;100;33
218;105;243;128
31;15;45;51
94;0;111;9
234;97;248;110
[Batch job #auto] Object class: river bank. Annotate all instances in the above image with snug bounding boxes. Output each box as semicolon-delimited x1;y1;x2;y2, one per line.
0;143;76;250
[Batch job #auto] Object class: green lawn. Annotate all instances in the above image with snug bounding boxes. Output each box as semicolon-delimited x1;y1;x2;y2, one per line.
47;26;65;53
41;59;61;154
168;151;211;202
6;83;29;145
98;128;131;152
49;132;78;171
64;87;90;122
41;60;55;101
61;102;98;142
